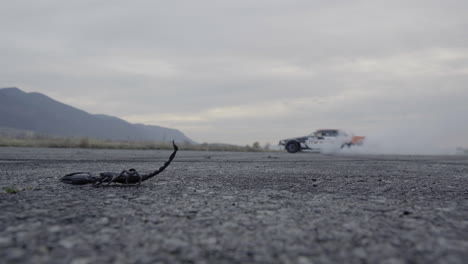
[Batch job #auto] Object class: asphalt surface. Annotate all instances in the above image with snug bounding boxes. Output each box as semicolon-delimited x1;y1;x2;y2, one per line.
0;147;467;264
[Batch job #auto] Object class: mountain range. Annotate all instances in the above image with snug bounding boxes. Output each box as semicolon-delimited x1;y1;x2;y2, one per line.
0;87;195;143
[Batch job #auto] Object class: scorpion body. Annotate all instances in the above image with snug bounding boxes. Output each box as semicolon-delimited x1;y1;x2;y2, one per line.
60;141;178;186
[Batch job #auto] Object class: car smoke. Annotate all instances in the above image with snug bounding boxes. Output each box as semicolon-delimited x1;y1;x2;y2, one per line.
340;130;459;155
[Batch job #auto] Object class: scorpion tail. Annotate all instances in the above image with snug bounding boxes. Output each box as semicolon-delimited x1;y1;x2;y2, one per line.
146;140;179;179
60;172;98;185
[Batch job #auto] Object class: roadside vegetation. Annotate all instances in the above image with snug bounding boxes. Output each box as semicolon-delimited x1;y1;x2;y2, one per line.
3;187;19;194
0;132;272;152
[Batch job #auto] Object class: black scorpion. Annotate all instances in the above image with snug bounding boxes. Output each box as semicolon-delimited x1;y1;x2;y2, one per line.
60;141;178;186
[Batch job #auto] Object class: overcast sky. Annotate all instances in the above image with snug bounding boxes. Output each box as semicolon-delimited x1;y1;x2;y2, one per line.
1;0;467;153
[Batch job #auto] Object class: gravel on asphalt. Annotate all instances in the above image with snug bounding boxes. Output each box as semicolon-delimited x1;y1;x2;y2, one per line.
0;147;467;264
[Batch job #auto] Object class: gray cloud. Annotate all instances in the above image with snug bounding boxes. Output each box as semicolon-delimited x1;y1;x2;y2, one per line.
1;0;468;152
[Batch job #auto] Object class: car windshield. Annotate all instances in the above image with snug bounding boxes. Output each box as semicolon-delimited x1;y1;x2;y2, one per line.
316;130;338;137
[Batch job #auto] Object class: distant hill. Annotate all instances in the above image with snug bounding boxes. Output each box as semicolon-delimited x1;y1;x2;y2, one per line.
0;87;195;144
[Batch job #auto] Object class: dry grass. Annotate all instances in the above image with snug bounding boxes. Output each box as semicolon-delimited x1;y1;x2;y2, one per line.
3;187;19;194
0;135;268;152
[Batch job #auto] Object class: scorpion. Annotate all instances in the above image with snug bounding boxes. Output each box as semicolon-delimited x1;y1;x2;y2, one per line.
60;141;178;186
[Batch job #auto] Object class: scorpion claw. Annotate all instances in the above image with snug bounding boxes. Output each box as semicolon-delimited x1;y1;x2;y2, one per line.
60;172;97;185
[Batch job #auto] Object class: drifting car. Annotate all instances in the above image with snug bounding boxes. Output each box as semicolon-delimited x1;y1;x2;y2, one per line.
279;129;365;153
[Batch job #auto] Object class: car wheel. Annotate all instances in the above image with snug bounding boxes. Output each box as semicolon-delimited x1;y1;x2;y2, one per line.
341;143;351;149
286;141;300;153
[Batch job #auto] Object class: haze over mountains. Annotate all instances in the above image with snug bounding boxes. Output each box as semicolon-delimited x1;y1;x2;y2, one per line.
0;87;195;143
